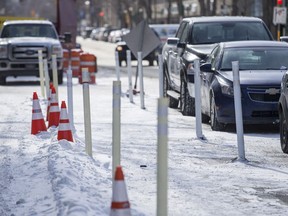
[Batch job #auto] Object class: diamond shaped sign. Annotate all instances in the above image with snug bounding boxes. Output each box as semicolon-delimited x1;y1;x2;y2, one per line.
122;20;161;60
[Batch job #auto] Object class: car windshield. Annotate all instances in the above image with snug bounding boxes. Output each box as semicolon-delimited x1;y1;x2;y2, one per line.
220;47;288;70
191;22;271;45
1;24;57;39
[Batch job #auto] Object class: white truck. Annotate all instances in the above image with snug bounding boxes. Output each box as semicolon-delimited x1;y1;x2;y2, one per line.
0;20;64;84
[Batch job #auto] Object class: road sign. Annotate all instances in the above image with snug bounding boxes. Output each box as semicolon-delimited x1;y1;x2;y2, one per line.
273;7;287;25
122;20;161;60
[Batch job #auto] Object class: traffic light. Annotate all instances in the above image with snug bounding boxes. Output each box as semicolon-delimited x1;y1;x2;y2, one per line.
277;0;283;5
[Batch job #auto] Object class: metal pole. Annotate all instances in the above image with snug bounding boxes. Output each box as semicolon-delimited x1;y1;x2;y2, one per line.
52;55;59;100
138;52;145;109
38;50;45;98
158;54;164;98
194;59;204;139
115;51;120;81
43;59;50;100
232;61;246;161
67;67;75;131
112;80;121;178
157;98;168;216
82;68;93;157
126;50;133;103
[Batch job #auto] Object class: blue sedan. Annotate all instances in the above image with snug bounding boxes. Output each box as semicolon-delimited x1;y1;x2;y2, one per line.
200;41;288;131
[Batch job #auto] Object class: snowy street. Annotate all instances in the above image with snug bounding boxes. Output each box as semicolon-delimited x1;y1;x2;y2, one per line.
0;38;288;215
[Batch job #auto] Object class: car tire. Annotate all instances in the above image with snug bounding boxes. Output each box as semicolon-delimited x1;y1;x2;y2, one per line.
0;76;6;85
163;71;179;108
210;94;225;131
279;108;288;153
149;59;154;66
180;77;195;116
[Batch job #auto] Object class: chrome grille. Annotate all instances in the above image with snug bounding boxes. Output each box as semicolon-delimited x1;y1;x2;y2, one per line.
11;45;48;60
247;86;280;102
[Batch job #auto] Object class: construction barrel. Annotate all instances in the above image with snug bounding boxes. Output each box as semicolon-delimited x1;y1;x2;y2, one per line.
62;49;69;73
70;48;82;77
79;52;97;84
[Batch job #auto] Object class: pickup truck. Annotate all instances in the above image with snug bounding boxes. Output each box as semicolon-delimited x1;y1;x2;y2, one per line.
162;16;274;116
0;20;63;84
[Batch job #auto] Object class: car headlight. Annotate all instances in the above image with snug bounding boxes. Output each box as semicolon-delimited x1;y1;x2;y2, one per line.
217;76;233;96
52;45;63;58
116;46;123;52
0;45;8;58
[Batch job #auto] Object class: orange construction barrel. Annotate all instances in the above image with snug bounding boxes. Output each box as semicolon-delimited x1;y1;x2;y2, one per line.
79;52;97;84
62;49;69;73
70;49;82;77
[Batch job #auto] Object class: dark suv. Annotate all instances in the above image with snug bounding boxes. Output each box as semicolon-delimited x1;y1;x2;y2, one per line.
162;16;274;116
278;71;288;153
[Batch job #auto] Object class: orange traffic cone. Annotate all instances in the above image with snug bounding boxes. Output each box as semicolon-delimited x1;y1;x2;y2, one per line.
110;166;131;216
48;86;60;128
46;83;54;121
57;101;73;142
31;92;47;135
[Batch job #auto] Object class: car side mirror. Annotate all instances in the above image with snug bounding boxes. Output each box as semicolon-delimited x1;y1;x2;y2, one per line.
200;63;214;72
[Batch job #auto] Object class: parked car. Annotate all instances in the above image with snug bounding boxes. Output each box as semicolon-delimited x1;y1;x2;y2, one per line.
162;16;274;116
200;40;288;131
278;70;288;154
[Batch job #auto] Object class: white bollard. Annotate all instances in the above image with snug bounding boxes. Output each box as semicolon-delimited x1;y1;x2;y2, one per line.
67;67;75;131
82;68;93;157
52;54;59;99
126;50;133;103
232;61;246;161
43;59;50;100
38;50;45;98
112;80;121;178
157;98;168;216
194;59;204;140
137;52;145;109
158;54;164;98
115;51;120;81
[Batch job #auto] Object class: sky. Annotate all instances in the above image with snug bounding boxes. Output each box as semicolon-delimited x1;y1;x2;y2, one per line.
1;65;288;216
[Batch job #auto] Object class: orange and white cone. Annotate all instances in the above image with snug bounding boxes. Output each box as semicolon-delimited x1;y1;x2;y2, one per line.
46;83;54;121
48;86;60;128
57;101;73;142
110;166;131;216
31;92;47;135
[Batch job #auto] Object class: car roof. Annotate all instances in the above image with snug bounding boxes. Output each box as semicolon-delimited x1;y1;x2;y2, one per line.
3;20;53;25
182;16;264;23
220;40;288;49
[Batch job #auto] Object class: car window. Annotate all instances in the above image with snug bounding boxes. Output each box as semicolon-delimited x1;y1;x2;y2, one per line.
191;22;271;45
220;47;288;70
1;24;57;39
176;22;188;42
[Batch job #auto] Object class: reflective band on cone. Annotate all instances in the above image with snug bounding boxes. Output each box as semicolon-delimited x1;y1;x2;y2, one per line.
48;86;60;128
31;92;47;134
110;166;131;216
57;101;73;142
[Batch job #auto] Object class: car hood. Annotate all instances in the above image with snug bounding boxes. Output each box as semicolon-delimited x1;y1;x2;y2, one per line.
0;37;60;45
186;44;217;58
219;70;286;85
